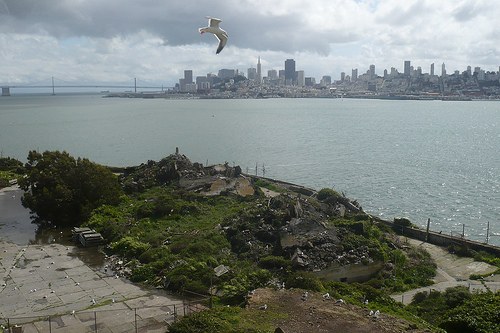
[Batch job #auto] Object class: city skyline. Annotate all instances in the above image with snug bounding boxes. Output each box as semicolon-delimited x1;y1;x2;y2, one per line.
1;0;500;87
178;57;499;88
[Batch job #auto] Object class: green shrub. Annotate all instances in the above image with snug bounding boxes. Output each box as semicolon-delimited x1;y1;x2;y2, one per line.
110;237;150;258
131;265;156;282
286;271;324;292
258;256;291;270
317;188;342;201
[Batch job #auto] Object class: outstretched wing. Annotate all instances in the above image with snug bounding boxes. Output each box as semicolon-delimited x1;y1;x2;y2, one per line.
215;32;227;54
206;16;221;28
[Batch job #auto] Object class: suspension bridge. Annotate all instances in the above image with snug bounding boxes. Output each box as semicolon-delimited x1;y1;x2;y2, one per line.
1;77;172;96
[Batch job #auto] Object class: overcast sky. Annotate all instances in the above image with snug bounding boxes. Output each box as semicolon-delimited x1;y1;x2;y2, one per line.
1;0;499;87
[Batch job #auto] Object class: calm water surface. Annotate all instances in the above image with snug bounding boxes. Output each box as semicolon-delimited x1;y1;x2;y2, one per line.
1;94;499;244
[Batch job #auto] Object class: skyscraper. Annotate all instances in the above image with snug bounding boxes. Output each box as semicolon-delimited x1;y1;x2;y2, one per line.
441;63;446;77
247;67;257;80
285;59;296;85
430;63;434;76
257;57;262;84
369;65;375;80
404;61;411;76
184;70;193;84
268;69;278;80
352;68;358;82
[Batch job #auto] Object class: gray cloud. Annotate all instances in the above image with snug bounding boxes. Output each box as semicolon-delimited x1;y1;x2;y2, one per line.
1;0;364;55
1;0;499;85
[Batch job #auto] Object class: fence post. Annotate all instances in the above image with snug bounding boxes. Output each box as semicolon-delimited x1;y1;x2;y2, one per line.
7;318;9;333
135;308;138;333
425;218;430;242
173;305;177;322
94;311;97;333
48;315;52;333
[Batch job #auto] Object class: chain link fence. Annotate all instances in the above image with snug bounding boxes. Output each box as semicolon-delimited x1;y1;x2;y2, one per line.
1;299;207;333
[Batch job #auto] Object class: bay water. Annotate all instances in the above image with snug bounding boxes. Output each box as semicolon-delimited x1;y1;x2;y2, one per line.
1;94;499;245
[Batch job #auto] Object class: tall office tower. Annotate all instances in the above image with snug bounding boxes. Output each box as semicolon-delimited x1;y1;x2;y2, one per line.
285;59;296;85
268;69;278;79
441;63;446;77
247;67;257;80
340;72;345;81
369;64;375;80
297;71;305;86
430;63;434;76
467;66;472;76
257;56;262;84
404;61;411;76
184;70;193;84
352;68;358;82
218;68;237;79
322;75;332;84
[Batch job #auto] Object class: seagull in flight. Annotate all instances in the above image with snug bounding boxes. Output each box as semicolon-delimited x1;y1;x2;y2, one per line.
199;16;228;54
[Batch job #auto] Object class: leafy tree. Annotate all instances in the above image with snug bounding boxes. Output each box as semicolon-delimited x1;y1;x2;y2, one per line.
19;150;122;226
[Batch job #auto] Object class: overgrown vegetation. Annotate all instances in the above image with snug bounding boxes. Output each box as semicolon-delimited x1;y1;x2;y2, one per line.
14;151;500;331
407;286;500;332
19;150;123;226
0;157;24;188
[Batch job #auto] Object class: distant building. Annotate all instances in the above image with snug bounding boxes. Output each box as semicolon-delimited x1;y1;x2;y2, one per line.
305;77;315;86
184;70;193;84
322;75;332;85
369;64;375;80
268;69;278;80
247;67;257;81
297;70;305;86
219;68;237;80
180;70;194;92
441;63;446;77
404;61;411;77
257;57;262;84
285;59;296;85
430;63;434;76
351;68;358;82
185;83;197;92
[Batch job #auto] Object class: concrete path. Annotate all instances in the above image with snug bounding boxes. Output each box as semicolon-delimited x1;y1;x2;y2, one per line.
0;241;190;332
391;238;500;305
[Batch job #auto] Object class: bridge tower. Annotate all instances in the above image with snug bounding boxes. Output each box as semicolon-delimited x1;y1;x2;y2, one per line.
1;87;10;96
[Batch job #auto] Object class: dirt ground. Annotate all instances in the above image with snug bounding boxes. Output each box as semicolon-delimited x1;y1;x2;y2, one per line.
246;288;432;333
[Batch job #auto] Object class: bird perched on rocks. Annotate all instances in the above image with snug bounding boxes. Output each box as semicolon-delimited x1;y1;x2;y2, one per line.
259;304;267;310
199;16;228;54
368;310;374;316
301;291;308;301
322;292;330;298
335;298;344;306
374;310;380;319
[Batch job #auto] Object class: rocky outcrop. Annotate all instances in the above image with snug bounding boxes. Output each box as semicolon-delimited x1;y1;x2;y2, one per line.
121;151;252;196
120;150;379;282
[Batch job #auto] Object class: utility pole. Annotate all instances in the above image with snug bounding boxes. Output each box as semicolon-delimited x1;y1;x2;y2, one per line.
486;221;490;244
134;78;137;93
52;77;55;95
